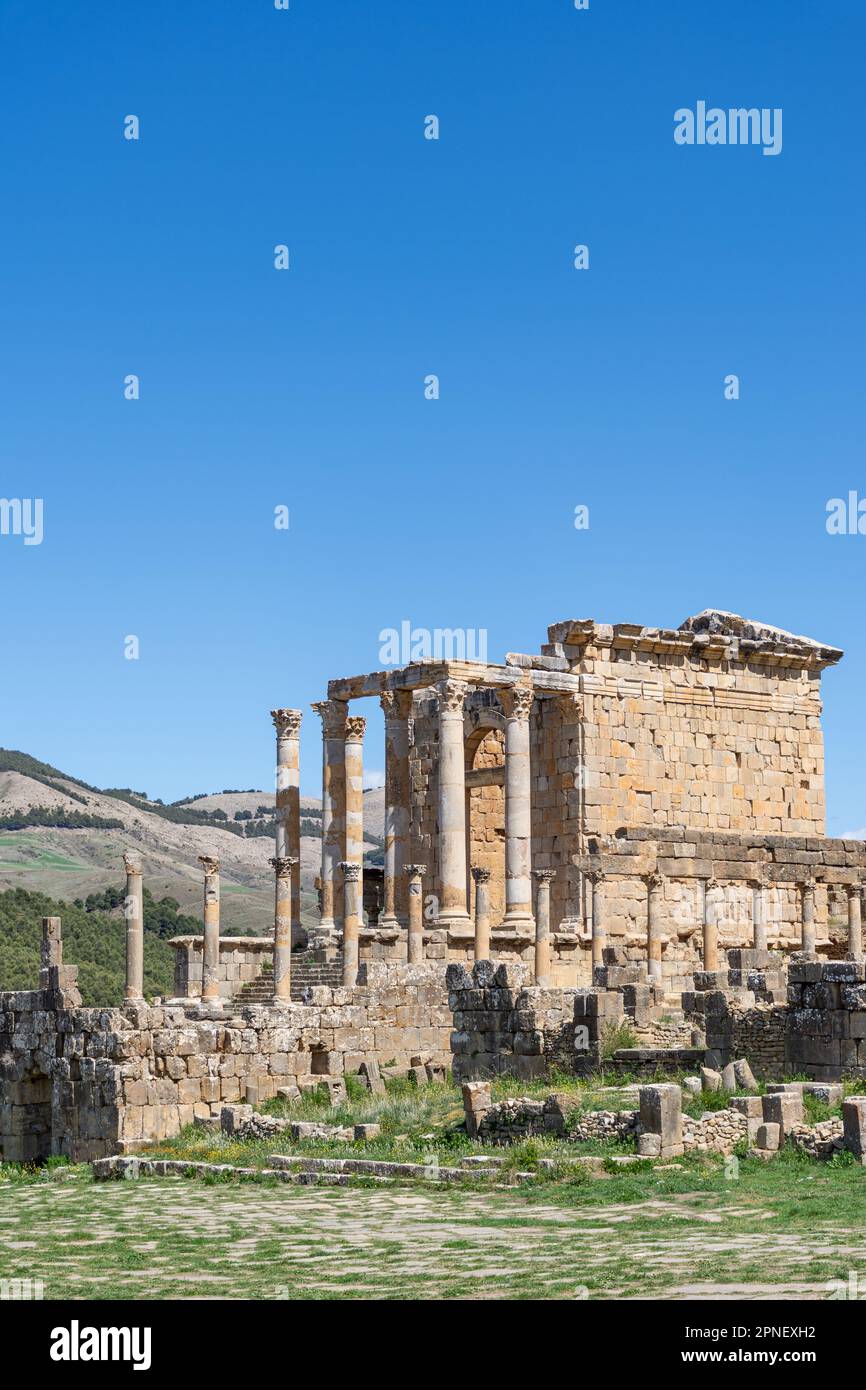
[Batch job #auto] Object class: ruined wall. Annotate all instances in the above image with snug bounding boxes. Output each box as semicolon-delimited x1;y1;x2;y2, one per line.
0;963;451;1163
786;959;866;1081
170;937;274;1000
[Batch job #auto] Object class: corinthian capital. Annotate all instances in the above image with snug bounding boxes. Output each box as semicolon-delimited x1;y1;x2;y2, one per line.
271;708;302;738
123;852;142;876
345;714;367;743
198;855;220;876
499;684;534;720
339;861;362;882
642;870;663;891
435;678;468;715
269;856;297;876
311;699;348;738
380;689;413;720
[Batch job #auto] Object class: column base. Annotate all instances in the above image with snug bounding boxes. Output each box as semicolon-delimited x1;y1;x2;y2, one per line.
502;911;535;931
437;912;472;932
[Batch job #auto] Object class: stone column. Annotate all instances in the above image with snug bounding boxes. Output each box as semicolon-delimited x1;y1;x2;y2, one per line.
702;877;719;972
848;883;863;958
643;871;663;981
587;869;606;971
380;690;412;928
471;866;492;962
749;872;768;952
39;915;62;987
799;879;816;956
435;678;471;929
270;856;296;1002
198;855;221;1001
311;699;347;933
340;861;362;985
405;864;426;963
500;684;535;929
123;852;144;1000
532;869;556;985
271;708;302;942
344;712;366;877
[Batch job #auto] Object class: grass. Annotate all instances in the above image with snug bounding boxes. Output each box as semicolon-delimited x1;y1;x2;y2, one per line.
3;1142;866;1300
3;1072;865;1300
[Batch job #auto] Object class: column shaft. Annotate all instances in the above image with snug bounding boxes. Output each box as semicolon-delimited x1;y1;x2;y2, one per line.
533;869;555;985
644;872;663;980
272;709;302;942
123;854;144;1000
436;679;470;927
800;880;816;956
589;871;605;972
751;875;768;952
848;884;863;957
381;691;411;927
199;856;221;1001
406;865;426;964
703;878;719;971
501;685;534;928
472;866;492;963
312;700;347;932
271;856;296;1001
340;862;362;985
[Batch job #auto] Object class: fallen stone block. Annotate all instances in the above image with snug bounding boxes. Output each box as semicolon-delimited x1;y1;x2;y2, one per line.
732;1059;758;1092
842;1097;866;1161
701;1066;722;1092
756;1122;781;1151
354;1123;381;1141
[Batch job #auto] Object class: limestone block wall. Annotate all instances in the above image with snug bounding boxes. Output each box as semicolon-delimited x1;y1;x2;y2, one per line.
786;960;866;1081
0;963;452;1163
170;937;274;1000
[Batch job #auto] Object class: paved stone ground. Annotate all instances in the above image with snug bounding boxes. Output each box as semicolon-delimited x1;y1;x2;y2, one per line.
1;1178;863;1300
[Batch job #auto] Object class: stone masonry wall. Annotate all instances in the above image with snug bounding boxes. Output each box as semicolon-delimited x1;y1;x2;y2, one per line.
0;963;451;1163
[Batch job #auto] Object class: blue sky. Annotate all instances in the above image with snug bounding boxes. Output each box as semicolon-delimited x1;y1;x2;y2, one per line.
1;0;864;833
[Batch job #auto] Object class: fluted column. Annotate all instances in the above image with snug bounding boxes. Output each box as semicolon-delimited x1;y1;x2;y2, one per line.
532;868;555;985
380;690;412;928
123;852;144;1001
848;883;863;958
406;864;426;964
435;678;471;928
198;855;221;1001
799;879;816;956
311;700;347;932
270;856;296;1002
749;872;768;952
643;871;663;981
271;708;302;942
702;877;719;971
340;861;362;985
587;869;606;971
472;866;492;962
500;684;535;929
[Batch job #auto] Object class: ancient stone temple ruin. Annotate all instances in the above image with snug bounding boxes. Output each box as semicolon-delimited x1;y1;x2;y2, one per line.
2;607;866;1162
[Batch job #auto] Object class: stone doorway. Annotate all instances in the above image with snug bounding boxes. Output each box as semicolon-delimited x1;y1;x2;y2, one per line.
465;725;506;926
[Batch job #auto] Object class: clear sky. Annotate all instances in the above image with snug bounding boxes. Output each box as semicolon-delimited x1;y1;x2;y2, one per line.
1;0;864;833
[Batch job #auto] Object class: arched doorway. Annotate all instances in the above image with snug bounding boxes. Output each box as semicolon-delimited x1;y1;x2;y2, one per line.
465;723;506;925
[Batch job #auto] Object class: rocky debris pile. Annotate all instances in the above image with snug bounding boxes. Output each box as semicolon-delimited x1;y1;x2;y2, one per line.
788;1119;844;1159
570;1109;639;1143
683;1108;748;1155
235;1113;292;1141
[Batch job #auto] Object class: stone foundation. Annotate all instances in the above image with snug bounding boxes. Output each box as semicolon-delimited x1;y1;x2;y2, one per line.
0;962;450;1162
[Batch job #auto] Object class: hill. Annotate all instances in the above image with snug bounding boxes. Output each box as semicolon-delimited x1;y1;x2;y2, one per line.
0;751;385;936
0;887;175;1005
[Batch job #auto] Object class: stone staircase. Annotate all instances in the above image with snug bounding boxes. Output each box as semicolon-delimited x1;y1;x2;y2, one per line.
231;952;344;1007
